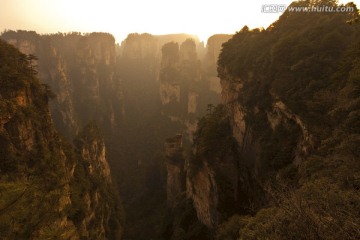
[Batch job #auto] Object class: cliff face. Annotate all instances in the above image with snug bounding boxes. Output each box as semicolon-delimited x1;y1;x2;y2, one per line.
185;45;315;233
159;37;224;140
164;134;185;207
121;33;158;60
160;35;238;234
203;34;232;94
76;125;111;179
71;124;123;240
116;33;192;240
204;35;232;70
0;40;123;239
1;31;123;138
178;3;360;239
219;70;313;167
186;161;218;228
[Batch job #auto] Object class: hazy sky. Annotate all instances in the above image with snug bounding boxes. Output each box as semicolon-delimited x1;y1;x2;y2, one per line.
0;0;358;43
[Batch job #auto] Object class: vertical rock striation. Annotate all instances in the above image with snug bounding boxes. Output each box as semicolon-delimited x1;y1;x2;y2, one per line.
0;39;123;240
164;134;185;208
1;31;124;139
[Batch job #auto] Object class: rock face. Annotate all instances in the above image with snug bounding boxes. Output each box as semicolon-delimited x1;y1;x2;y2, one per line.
116;32;223;240
116;33;205;240
165;5;360;240
72;124;123;239
121;33;158;60
76;124;111;179
181;66;314;231
219;67;314;166
1;30;123;139
159;37;226;140
161;35;239;234
159;41;181;108
204;34;232;70
0;40;123;239
186;161;218;228
203;34;232;93
164;134;185;207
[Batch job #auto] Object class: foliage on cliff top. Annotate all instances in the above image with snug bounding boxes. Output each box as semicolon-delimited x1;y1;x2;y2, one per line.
0;40;123;239
214;1;360;239
193;105;237;160
0;39;38;91
218;1;359;129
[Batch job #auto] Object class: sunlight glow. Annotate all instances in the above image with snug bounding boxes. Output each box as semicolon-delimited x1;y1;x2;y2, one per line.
0;0;359;43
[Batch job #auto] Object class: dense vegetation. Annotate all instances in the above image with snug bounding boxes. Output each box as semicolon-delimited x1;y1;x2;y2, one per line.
5;2;359;238
202;1;360;239
0;40;123;239
1;30;121;139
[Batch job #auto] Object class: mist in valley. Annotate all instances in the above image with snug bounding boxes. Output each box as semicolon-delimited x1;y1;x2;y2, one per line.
1;1;360;240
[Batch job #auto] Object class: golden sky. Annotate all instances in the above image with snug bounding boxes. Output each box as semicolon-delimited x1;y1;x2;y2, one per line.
0;0;358;43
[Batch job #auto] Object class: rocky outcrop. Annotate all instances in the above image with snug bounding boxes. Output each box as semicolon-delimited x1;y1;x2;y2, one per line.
117;33;203;240
1;30;123;139
72;123;123;239
203;34;232;94
171;37;316;234
121;33;158;60
220;77;246;146
186;161;218;228
159;42;181;107
76;124;111;180
0;40;123;239
220;68;314;166
161;35;237;232
159;39;218;140
203;35;232;72
165;134;185;208
270;99;315;164
159;34;233;141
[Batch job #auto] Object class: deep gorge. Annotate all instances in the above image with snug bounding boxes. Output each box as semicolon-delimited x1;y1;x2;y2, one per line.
1;1;360;239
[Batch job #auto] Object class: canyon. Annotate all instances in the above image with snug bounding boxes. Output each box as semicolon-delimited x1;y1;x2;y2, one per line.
1;1;360;239
1;30;230;239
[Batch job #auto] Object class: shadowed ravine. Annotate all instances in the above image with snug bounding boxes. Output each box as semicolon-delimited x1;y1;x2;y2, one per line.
1;1;360;239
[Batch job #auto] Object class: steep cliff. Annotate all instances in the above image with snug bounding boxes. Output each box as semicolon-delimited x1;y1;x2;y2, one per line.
165;134;185;208
116;33;182;240
116;33;217;239
166;2;360;239
0;40;123;239
1;31;123;138
159;38;222;140
71;123;124;239
203;34;232;94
